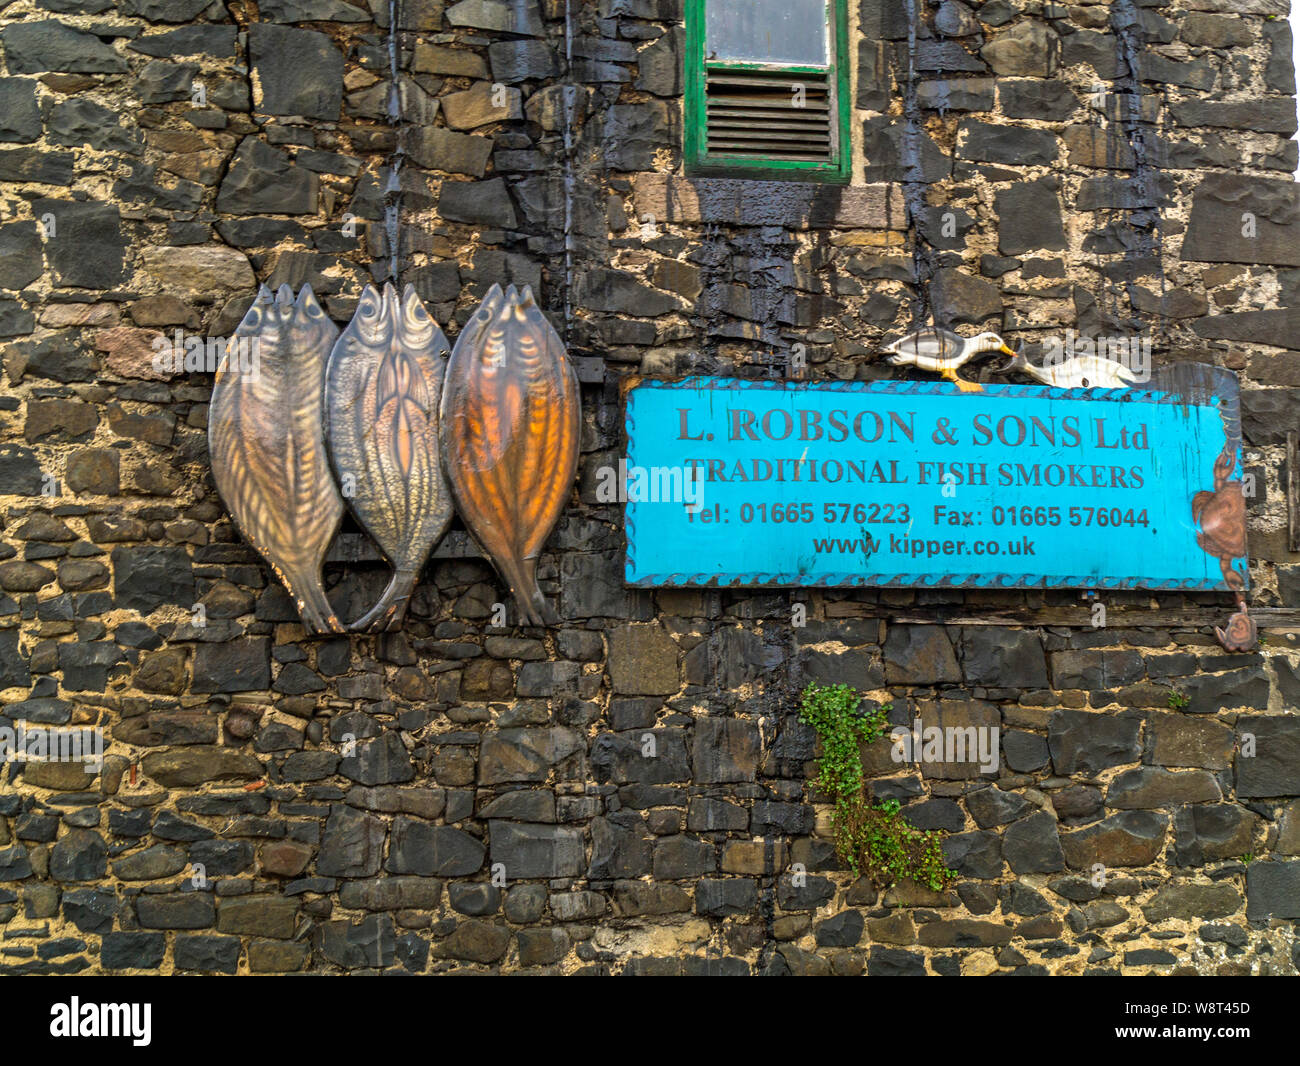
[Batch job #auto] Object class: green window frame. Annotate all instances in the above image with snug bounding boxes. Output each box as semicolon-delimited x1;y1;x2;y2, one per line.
684;0;851;183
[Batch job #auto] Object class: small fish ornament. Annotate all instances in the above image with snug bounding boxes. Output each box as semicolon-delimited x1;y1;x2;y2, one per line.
439;284;580;626
1004;346;1139;389
325;283;455;631
209;284;345;634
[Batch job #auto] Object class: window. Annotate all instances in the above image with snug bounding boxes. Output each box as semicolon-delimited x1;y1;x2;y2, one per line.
684;0;850;183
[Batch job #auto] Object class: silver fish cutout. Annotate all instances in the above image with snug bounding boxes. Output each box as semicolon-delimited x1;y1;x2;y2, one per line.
209;284;345;634
324;283;455;631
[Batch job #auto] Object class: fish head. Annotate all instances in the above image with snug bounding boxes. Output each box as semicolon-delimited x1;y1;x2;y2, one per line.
506;284;565;363
448;283;506;374
349;284;388;347
396;283;448;360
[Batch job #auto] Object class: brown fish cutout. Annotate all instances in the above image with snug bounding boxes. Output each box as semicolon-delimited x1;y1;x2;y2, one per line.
209;284;345;634
440;284;580;625
325;283;455;631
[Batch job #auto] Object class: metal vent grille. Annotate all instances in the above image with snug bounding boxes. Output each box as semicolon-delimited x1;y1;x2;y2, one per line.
704;66;834;163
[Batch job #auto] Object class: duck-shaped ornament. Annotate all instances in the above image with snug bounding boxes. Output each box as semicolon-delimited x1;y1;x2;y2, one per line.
883;329;1016;393
1003;346;1139;390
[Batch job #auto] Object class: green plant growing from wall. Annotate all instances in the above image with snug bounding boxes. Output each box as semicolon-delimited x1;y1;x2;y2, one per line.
1167;689;1190;710
798;682;956;892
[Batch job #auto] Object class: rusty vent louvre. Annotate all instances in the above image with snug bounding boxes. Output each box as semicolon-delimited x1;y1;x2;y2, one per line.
704;66;834;162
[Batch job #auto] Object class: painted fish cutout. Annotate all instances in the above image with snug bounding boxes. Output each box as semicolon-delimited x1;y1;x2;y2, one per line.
209;284;345;634
439;284;580;626
325;283;455;631
1005;346;1138;389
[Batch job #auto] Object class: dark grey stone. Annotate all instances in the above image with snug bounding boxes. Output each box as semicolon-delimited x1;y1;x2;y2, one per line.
1173;804;1258;867
0;845;33;881
996;179;1066;257
136;892;216;930
340;732;414;786
0;446;45;495
138;59;196;104
815;909;864;947
635;25;683;95
217;139;318;215
49;829;107;882
438;178;518;229
128;25;237;57
1236;716;1300;798
448;882;500;916
862;114;952;184
249;25;343;119
1049;710;1141;776
867;946;927;976
0;80;41;143
902;798;965;832
1246;860;1300;920
1182;174;1300;267
1;21;128;73
317;806;386;878
446;0;542;35
488;38;556;82
32;198;125;288
488;821;583;879
959;120;1059;165
942;829;1002;879
100;932;165;969
697;877;759;916
590;729;691;785
1050;649;1145;689
1002;730;1049;772
1002;812;1065;874
587;814;652;879
62;888;116;933
966;785;1032;828
174;935;240;973
387;817;485;876
319;914;396;968
46;98;140;153
191;638;272;694
883;624;961;685
691;717;759;784
999;79;1078;121
959;627;1049;688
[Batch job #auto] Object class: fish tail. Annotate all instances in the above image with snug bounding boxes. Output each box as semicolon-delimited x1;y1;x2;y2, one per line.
350;568;418;632
289;572;344;635
499;553;549;627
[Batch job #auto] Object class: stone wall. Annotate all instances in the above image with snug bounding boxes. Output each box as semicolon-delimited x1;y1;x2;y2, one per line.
2;0;1300;975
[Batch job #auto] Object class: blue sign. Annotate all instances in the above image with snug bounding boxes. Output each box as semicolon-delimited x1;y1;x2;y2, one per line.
623;367;1246;591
